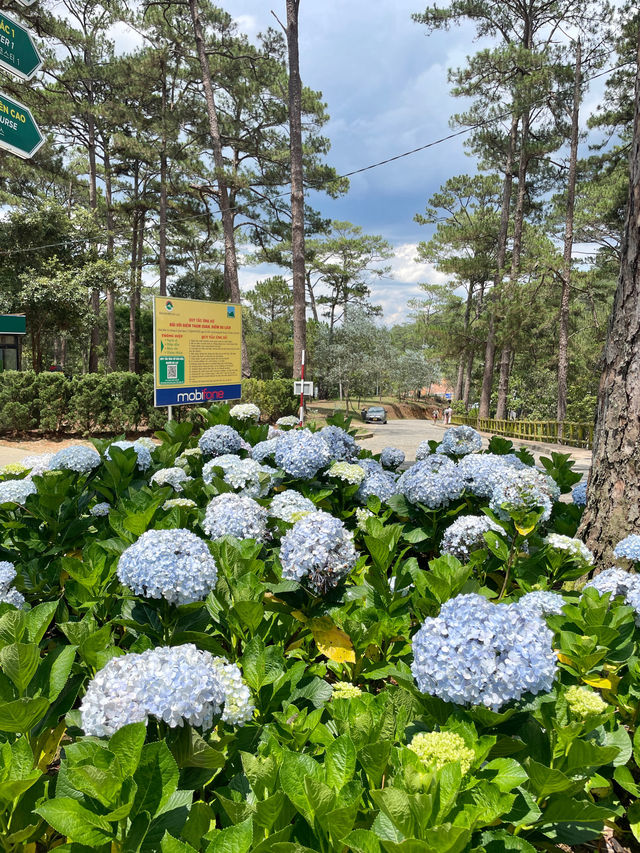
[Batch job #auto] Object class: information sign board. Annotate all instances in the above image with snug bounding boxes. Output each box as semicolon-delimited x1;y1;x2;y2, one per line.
0;11;42;81
0;90;43;158
153;296;242;407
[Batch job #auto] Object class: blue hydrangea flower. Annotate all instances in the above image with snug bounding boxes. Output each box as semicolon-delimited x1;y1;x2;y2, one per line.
518;590;566;618
90;502;111;517
456;453;527;499
0;478;36;506
411;593;557;710
251;438;279;463
319;425;359;461
397;456;464;508
198;425;244;457
0;561;25;608
202;455;276;498
440;515;502;562
614;534;640;563
489;467;556;522
438;425;483;456
584;568;640;626
269;489;317;523
415;440;432;461
357;466;399;504
280;511;357;594
380;446;405;470
202;493;268;541
274;429;331;479
572;481;587;506
107;440;152;471
80;644;253;737
150;467;192;492
50;445;101;474
117;529;217;605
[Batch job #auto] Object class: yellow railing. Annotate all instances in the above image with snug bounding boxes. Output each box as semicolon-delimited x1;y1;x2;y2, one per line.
451;415;593;449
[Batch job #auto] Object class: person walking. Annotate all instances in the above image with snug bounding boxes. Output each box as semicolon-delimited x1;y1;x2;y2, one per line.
432;409;438;424
444;405;453;425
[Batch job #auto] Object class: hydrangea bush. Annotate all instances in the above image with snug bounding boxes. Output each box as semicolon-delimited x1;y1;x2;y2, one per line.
0;402;638;852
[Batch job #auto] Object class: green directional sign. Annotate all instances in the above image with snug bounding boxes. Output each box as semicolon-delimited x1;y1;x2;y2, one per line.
0;11;42;81
14;0;37;7
0;91;43;158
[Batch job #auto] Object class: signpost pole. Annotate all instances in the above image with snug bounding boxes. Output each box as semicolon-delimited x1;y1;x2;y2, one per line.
167;405;173;422
299;349;305;425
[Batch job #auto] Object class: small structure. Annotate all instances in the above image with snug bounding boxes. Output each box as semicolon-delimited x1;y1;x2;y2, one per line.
0;315;26;371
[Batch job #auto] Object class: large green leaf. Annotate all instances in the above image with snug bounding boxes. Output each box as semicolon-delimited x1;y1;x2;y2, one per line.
0;696;49;733
0;643;40;693
35;797;114;845
131;741;179;821
206;816;253;853
110;722;147;778
325;734;356;791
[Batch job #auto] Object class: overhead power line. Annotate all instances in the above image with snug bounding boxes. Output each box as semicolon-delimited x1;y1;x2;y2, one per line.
0;56;633;258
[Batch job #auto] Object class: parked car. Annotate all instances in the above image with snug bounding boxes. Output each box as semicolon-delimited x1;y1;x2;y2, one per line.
363;405;387;424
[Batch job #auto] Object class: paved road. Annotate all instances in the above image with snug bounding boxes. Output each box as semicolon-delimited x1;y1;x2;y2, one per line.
357;420;592;478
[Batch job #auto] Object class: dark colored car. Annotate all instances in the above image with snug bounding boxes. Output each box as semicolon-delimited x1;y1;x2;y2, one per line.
363;406;387;424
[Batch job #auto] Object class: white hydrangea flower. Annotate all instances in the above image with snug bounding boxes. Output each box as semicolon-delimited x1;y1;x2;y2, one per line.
328;462;366;485
544;533;594;565
230;403;261;421
276;415;299;427
19;453;53;476
203;454;276;498
80;644;253;737
163;498;197;511
176;447;203;469
440;515;503;562
355;507;374;532
135;437;157;451
150;467;192;492
117;529;217;605
269;489;317;523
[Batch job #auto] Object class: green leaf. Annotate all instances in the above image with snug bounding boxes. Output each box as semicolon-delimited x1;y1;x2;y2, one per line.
358;741;391;788
304;776;336;818
0;696;49;733
110;722;146;778
344;829;382;853
477;829;536;851
526;759;574;797
30;643;77;702
564;739;619;771
628;799;640;842
231;601;264;634
35;797;114;845
207;817;253;853
24;600;58;644
132;741;179;820
161;833;198;853
279;751;323;817
325;734;357;790
540;795;617;823
479;758;528;793
0;643;40;693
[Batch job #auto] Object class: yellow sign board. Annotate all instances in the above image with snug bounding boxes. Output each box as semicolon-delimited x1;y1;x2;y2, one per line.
152;296;242;407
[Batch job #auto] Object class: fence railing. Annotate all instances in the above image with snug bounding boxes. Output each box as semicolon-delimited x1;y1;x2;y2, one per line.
451;415;593;449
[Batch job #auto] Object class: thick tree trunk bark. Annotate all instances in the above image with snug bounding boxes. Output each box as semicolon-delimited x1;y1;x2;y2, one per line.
286;0;307;380
189;0;250;377
454;357;465;402
463;348;474;408
557;39;582;432
129;200;139;374
495;109;530;420
578;32;640;565
306;272;318;322
479;113;518;418
455;283;474;401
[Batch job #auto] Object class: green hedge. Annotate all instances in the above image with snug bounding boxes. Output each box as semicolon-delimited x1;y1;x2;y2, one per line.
0;372;297;435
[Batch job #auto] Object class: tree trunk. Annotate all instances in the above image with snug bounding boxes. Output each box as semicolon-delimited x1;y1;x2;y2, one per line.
87;109;100;374
463;348;474;409
104;141;117;372
479;113;518;418
557;39;582;432
286;0;307;380
495;108;531;420
578;32;640;565
159;55;168;298
306;272;318;322
129;199;139;374
455;283;474;401
454;357;465;401
189;0;250;377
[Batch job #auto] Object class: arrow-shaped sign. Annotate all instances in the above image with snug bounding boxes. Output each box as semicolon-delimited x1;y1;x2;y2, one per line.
14;1;37;7
0;91;43;158
0;11;42;81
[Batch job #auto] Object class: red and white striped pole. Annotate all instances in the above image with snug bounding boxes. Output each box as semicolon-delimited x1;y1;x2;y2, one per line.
299;348;305;426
